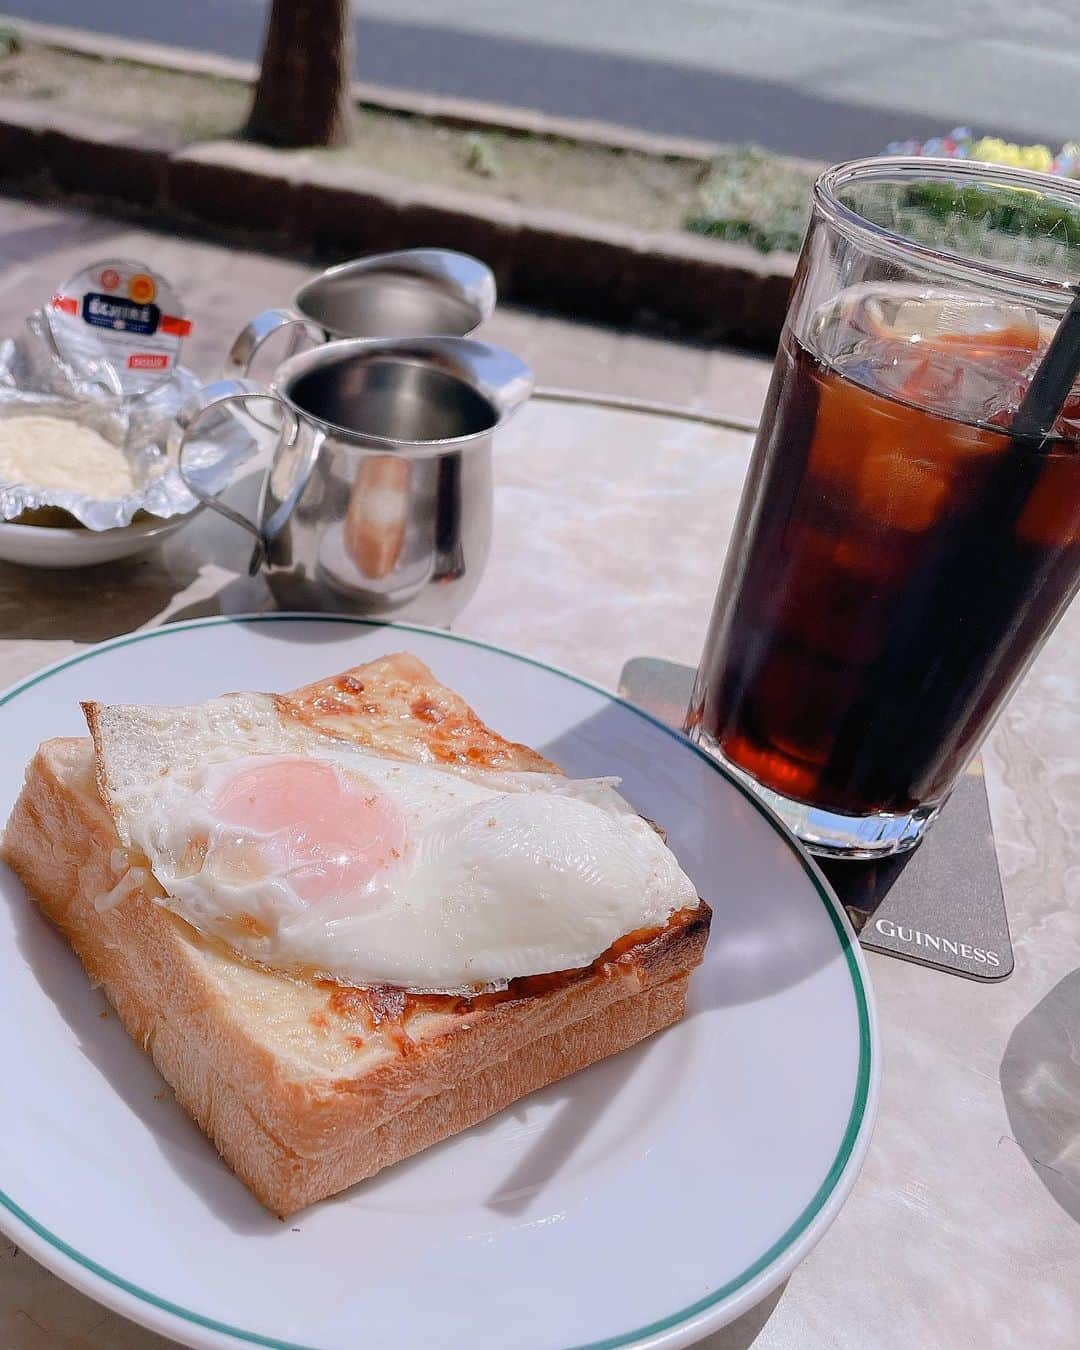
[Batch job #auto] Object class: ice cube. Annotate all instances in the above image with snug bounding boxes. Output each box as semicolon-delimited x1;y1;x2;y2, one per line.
857;450;950;533
835;286;1043;423
881;292;1040;350
1052;384;1080;440
848;335;1033;427
750;640;852;764
777;528;889;664
1016;455;1080;548
805;371;863;490
848;284;1039;346
833;530;919;589
720;730;823;797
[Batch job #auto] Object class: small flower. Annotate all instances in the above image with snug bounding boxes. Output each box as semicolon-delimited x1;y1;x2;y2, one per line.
882;131;1080;177
1019;144;1053;172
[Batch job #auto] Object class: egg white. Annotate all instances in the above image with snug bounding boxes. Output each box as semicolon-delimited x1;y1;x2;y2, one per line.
96;695;699;992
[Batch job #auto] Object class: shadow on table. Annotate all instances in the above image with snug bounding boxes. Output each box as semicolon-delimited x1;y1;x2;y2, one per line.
1001;969;1080;1225
205;611;394;643
351;1021;654;1219
541;703;859;1011
0;466;277;645
616;654;910;947
0;208;118;265
161;574;269;628
697;1282;788;1348
0;549;203;644
3;868;278;1236
815;852;916;934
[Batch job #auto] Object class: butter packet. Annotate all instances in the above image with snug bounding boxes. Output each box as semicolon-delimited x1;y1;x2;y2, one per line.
0;262;253;531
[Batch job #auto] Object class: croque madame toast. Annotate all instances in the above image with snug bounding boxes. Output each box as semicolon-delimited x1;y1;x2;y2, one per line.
3;653;710;1217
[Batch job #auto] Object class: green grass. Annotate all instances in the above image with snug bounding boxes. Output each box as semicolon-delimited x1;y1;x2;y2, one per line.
685;146;816;253
686;149;1080;277
835;177;1080;279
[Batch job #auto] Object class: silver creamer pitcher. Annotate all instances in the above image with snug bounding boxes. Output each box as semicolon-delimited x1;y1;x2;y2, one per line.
169;337;532;625
225;249;496;377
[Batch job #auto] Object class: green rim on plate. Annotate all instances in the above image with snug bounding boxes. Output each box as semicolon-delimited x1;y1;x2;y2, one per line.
0;614;874;1350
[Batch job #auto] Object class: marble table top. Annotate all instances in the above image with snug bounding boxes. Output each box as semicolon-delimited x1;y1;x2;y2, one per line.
1;393;1077;1350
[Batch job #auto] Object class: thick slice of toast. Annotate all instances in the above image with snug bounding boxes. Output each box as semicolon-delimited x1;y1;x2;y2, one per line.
3;654;710;1217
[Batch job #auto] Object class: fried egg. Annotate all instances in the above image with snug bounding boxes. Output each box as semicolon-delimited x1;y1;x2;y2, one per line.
88;692;698;993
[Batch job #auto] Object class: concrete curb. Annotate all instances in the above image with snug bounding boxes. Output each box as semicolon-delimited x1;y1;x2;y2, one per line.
0;101;797;348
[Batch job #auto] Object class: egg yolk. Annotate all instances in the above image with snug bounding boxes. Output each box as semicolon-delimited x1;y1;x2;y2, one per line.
211;757;407;903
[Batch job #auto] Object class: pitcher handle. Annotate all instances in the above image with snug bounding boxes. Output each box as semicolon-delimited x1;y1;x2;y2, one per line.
168;378;298;575
224;308;325;379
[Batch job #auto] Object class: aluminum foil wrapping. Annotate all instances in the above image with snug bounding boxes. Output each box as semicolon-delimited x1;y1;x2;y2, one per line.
0;310;255;530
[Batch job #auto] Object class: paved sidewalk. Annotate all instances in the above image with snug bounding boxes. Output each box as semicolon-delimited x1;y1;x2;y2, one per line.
0;196;774;424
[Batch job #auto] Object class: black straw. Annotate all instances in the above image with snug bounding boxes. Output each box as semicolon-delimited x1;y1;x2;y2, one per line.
1011;287;1080;443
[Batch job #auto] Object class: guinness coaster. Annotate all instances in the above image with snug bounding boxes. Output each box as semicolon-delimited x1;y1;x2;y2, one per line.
619;657;1014;982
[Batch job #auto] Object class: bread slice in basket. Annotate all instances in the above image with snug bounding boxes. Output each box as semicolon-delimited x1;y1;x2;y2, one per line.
3;652;710;1217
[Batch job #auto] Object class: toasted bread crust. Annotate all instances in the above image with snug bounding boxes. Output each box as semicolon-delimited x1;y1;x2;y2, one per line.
278;651;558;771
5;656;710;1216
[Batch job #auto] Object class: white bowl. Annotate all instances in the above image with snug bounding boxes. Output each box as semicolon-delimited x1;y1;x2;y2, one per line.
0;510;200;569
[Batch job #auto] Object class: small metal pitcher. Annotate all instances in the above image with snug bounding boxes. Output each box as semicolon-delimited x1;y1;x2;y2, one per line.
225;249;496;377
169;337;532;625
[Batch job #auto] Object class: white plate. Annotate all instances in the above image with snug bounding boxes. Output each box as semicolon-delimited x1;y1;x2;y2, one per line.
0;615;878;1349
0;510;198;568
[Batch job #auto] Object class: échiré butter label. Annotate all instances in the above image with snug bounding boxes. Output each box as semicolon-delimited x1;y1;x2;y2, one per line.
49;259;192;396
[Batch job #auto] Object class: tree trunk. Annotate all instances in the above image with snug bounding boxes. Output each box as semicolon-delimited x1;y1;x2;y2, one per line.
244;0;355;149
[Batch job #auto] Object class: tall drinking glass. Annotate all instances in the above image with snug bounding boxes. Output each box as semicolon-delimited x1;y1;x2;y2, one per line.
687;158;1080;857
